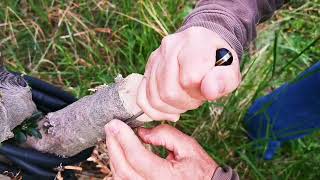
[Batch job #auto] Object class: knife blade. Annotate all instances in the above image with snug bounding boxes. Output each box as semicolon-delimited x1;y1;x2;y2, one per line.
125;110;144;124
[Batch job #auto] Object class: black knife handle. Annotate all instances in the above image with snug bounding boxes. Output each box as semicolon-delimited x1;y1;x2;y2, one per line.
215;48;233;66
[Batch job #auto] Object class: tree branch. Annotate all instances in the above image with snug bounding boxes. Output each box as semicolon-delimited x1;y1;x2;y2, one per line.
26;74;149;156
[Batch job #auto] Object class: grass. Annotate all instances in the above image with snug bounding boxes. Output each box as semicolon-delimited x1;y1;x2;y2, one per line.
0;0;319;179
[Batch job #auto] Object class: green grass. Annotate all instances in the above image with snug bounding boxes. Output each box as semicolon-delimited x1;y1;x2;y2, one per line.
0;0;319;179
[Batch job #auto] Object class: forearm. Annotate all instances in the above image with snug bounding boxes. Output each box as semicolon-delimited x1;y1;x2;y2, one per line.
179;0;285;58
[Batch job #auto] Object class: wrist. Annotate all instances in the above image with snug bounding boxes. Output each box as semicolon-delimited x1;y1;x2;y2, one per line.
179;23;242;60
178;4;244;59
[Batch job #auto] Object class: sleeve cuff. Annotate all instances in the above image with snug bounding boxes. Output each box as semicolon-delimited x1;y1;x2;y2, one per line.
211;166;240;180
177;5;249;59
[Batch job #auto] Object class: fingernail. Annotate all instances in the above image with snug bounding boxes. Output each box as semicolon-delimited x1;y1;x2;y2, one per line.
138;128;150;136
105;121;120;136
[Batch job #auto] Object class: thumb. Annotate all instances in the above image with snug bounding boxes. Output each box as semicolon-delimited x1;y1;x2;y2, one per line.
105;120;167;173
138;125;197;159
200;65;241;101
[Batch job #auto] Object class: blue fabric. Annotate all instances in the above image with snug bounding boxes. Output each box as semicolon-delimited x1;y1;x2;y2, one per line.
244;62;320;160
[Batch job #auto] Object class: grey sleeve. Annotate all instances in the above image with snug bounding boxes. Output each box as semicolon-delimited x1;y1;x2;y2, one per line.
179;0;285;58
211;167;240;180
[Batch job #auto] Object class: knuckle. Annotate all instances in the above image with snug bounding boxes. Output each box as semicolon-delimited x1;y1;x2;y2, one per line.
180;73;202;89
149;50;157;59
185;26;199;35
161;36;171;48
187;136;198;145
160;35;175;55
160;89;178;103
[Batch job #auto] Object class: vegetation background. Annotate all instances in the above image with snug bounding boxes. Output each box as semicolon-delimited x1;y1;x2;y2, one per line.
0;0;319;179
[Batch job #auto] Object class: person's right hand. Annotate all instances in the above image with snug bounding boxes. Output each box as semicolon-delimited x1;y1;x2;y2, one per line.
137;27;241;122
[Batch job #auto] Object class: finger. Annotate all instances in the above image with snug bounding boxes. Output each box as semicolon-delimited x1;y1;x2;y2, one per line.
138;125;197;159
106;129;142;180
105;120;169;174
156;54;203;110
110;162;141;180
110;163;117;179
144;49;159;78
112;174;121;180
178;45;215;100
146;52;186;114
201;51;241;101
137;78;180;121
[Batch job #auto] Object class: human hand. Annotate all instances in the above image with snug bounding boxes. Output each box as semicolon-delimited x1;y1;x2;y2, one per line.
137;27;241;122
105;119;218;180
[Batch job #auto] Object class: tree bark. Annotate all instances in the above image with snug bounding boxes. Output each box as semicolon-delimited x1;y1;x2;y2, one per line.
0;67;37;142
26;74;149;157
0;64;149;157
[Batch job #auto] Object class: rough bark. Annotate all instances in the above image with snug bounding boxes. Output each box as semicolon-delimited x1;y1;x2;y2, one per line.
27;74;150;157
0;62;147;157
0;67;37;142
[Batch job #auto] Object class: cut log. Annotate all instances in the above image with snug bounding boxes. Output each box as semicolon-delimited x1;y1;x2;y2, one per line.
27;74;150;157
0;67;37;142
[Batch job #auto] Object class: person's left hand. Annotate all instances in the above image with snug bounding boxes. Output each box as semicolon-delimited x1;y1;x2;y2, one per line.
105;119;218;180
